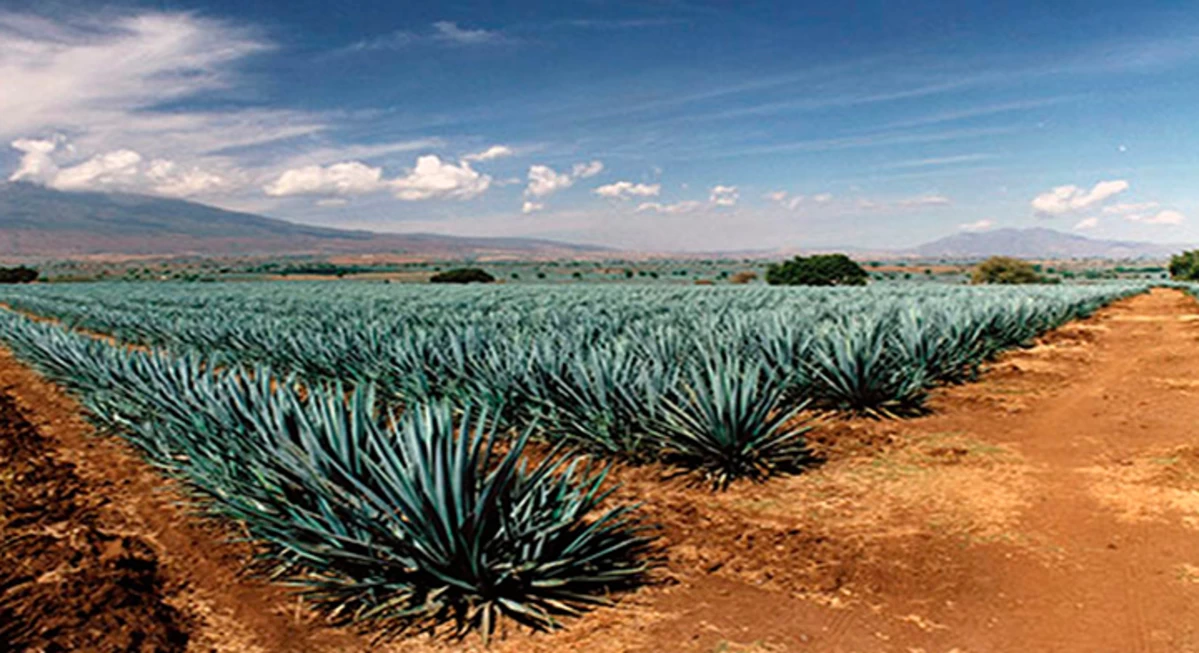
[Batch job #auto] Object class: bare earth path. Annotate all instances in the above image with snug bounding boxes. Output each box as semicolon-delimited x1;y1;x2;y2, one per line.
5;289;1199;652
630;288;1199;653
642;287;1199;653
902;287;1199;652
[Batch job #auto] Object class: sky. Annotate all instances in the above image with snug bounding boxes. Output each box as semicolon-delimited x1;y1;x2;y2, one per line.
1;1;1198;251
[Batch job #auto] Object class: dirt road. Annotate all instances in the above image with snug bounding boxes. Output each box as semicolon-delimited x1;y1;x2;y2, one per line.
4;288;1199;652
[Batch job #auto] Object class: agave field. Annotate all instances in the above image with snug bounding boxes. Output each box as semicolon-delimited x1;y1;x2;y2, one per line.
0;280;1149;637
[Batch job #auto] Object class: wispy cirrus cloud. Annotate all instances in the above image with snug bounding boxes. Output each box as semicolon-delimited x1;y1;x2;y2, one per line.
895;194;952;208
869;97;1075;131
0;11;331;200
960;219;995;231
545;18;687;30
880;153;995;169
0;10;495;208
1125;209;1185;225
344;21;513;52
636;200;704;215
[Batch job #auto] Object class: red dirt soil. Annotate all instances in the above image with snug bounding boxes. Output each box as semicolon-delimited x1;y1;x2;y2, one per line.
5;288;1199;652
0;388;189;652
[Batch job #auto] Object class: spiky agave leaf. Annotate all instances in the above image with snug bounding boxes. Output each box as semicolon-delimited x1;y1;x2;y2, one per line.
650;353;813;489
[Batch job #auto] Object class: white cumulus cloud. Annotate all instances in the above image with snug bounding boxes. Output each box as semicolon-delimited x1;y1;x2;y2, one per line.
594;181;661;199
145;160;229;196
709;185;739;207
521;201;544;214
1031;180;1129;216
523;160;605;203
391;155;491;201
52;150;144;190
264;161;383;197
264;154;491;202
525;165;575;198
10;138;230;197
8;137;64;184
1074;217;1099;230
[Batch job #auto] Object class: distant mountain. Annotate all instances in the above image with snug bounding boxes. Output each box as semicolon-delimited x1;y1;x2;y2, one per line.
0;183;607;259
909;227;1185;260
0;184;1190;262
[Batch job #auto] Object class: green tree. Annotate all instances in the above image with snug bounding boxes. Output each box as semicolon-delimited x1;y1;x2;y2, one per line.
971;256;1044;285
0;266;38;284
429;268;495;284
1169;250;1199;281
764;254;868;286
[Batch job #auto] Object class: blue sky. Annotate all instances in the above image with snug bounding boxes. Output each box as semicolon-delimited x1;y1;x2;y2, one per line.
2;1;1198;251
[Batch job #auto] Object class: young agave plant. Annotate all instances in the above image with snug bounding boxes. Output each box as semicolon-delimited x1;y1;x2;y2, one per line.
650;354;813;489
806;318;927;416
252;405;655;639
534;343;673;460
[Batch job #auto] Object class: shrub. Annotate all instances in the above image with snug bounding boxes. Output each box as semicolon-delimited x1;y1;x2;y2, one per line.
729;271;758;284
429;268;495;284
1169;250;1199;281
0;266;38;284
971;257;1044;285
765;254;867;286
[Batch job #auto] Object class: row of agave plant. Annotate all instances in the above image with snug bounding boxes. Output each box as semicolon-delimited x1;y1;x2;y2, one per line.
0;282;1149;422
0;310;653;638
0;282;1149;636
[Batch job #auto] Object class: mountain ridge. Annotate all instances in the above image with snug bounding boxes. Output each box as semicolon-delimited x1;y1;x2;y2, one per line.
907;227;1185;259
0;184;1189;260
0;183;608;259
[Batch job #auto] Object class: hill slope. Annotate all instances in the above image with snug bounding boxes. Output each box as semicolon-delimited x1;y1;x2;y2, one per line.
910;227;1183;259
0;183;605;258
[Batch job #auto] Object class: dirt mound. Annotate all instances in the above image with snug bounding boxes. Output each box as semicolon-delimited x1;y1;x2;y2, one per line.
804;420;901;459
658;502;858;595
0;391;192;652
1148;445;1199;489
